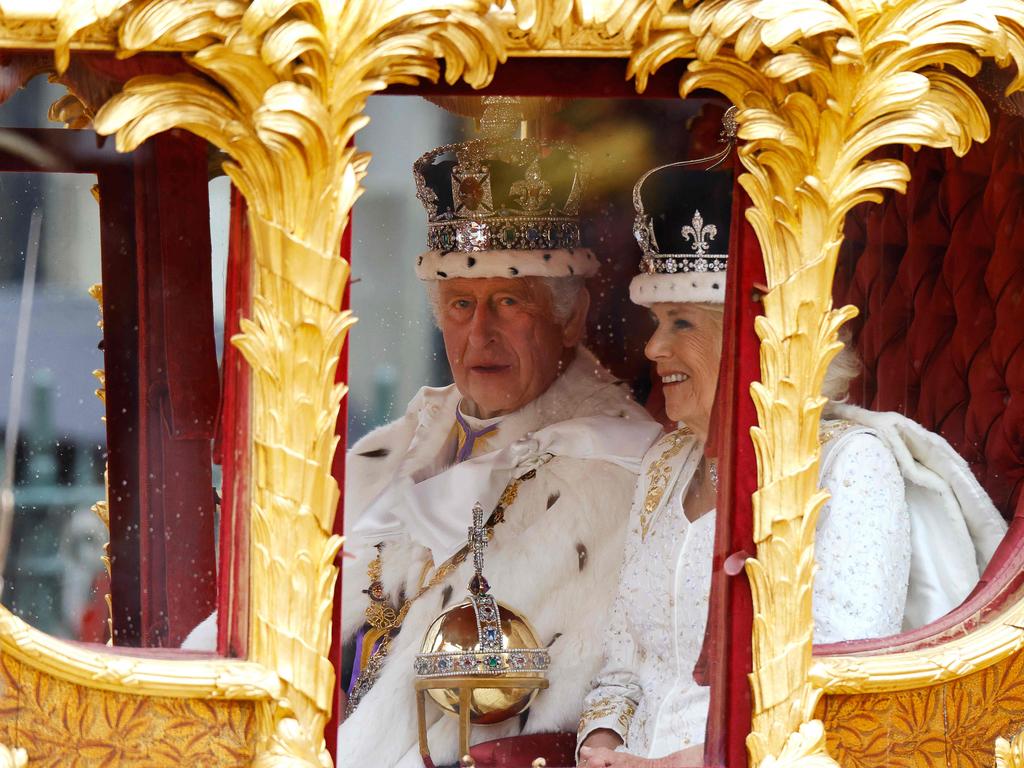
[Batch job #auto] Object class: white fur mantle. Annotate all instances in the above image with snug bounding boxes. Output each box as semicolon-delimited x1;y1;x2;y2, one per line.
339;350;653;768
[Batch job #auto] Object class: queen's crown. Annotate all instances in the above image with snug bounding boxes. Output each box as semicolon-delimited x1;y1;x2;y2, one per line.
632;107;737;277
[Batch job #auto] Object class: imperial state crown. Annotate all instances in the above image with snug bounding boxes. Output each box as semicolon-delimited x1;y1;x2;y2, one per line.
412;96;598;281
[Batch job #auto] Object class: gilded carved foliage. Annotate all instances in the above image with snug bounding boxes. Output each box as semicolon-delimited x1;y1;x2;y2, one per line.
0;653;256;767
86;1;516;764
821;644;1024;768
625;1;1024;766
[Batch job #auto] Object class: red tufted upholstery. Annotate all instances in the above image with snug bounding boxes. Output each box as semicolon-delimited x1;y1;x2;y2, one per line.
824;106;1024;655
835;110;1024;520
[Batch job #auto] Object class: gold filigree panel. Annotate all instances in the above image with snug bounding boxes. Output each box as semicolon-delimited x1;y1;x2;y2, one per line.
819;645;1024;768
0;653;257;767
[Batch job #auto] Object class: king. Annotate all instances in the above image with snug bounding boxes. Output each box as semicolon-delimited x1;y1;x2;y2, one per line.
339;99;660;768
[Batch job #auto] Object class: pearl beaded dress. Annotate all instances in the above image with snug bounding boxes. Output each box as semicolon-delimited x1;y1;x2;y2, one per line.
578;422;911;759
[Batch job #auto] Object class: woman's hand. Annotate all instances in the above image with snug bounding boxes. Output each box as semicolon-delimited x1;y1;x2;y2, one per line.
578;743;704;768
578;730;622;766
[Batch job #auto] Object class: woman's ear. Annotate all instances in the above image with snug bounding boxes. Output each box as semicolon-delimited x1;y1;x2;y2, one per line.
562;287;591;347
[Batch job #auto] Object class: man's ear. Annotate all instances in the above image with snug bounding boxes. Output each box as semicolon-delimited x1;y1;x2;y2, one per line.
562;287;591;347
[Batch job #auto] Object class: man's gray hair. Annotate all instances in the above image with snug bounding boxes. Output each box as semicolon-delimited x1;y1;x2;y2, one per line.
426;276;587;327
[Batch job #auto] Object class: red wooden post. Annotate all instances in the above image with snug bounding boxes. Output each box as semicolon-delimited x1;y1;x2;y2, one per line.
131;130;219;647
326;217;353;759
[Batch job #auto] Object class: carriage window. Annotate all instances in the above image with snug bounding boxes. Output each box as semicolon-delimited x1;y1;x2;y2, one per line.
0;171;106;641
0;74;229;649
821;96;1022;651
341;94;734;768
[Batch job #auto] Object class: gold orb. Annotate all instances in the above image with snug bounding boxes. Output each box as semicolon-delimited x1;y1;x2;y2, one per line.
416;598;549;725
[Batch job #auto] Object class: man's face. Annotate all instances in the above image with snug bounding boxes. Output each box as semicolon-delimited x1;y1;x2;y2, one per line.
438;277;583;419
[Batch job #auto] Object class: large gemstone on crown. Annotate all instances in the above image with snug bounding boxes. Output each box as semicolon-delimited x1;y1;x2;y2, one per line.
418;599;546;725
499;225;519;248
456;222;489;250
458;176;487;211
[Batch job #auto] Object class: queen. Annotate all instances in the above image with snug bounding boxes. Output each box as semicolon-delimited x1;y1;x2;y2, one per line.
576;134;1008;767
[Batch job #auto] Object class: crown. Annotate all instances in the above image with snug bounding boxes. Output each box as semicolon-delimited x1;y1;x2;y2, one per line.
414;137;585;255
632;106;737;278
412;98;591;273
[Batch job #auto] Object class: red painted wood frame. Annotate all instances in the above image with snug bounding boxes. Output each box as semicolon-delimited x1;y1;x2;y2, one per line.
130;130;219;647
216;186;254;659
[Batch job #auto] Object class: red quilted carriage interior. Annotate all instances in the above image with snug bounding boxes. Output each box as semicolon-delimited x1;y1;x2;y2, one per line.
823;101;1024;654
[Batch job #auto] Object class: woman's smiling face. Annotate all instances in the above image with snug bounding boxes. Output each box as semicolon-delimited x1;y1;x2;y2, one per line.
644;302;724;439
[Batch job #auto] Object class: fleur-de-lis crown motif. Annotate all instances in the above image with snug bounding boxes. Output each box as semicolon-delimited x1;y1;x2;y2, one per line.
630;107;737;277
680;210;718;256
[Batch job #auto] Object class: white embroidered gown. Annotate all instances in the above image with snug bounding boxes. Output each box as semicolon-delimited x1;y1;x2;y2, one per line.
578;421;913;759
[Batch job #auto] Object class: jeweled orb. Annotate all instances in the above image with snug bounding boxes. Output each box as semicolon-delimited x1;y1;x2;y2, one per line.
418;599;547;725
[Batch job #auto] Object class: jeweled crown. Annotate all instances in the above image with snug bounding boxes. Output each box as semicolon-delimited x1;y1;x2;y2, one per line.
413;98;586;254
632;107;737;277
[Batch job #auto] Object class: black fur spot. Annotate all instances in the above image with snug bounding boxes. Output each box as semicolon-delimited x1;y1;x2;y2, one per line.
417;255;423;266
509;266;519;276
441;585;453;609
546;632;562;648
356;447;390;458
692;281;698;287
436;270;448;278
577;543;588;571
546;492;560;509
467;256;476;268
712;282;720;290
543;253;552;261
568;265;574;275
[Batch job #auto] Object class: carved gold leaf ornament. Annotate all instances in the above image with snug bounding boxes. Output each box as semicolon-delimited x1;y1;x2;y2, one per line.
87;283;113;643
85;0;514;764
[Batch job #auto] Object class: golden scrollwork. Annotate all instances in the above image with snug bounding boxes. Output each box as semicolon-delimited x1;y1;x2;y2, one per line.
811;598;1024;694
0;608;280;700
0;651;257;765
85;0;516;764
88;283;112;643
